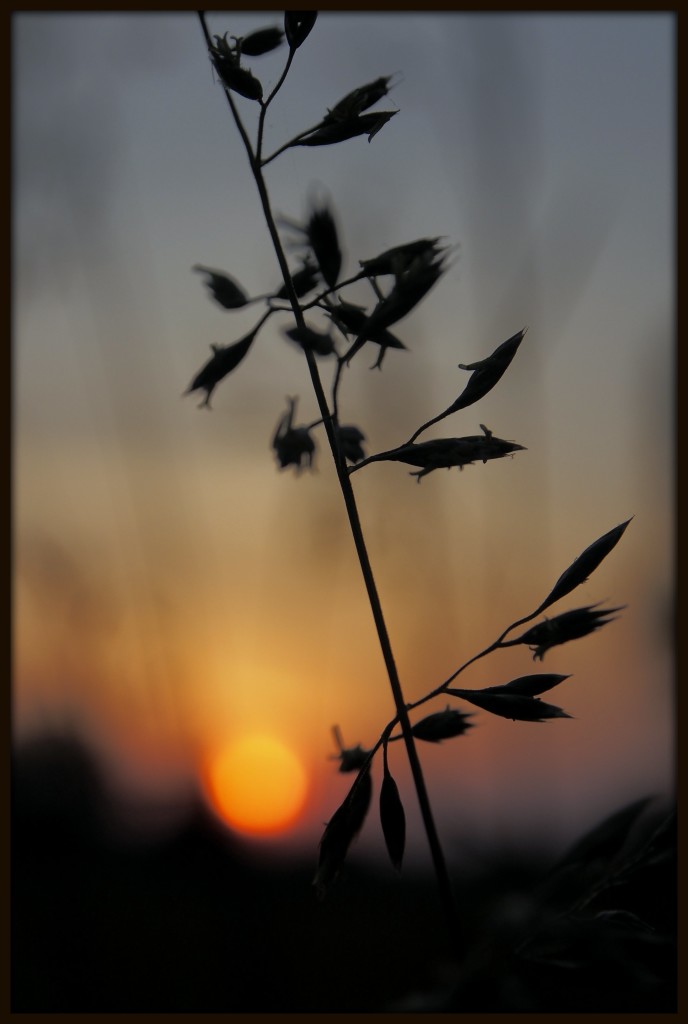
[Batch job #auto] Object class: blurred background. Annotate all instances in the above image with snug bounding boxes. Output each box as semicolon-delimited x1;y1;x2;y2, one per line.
12;11;675;1011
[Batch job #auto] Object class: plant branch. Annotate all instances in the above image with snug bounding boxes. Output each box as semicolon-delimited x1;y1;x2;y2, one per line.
405;408;452;445
256;48;295;163
381;602;559;740
260;123;325;167
197;13;462;954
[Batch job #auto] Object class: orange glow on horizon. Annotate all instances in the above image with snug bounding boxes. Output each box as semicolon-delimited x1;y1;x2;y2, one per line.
201;735;309;837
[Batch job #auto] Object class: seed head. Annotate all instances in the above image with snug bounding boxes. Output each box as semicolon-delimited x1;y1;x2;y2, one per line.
337;425;367;464
380;766;406;872
450;328;527;412
305;202;342;288
355;425;525;480
358;238;445;279
272;396;316;471
411;707;474;742
238;26;284;56
275;257;320;300
193;265;249;309
296;111;398;147
208;34;263;100
513;604;626;660
324;297;406;369
325;76;395;122
329;726;371;773
448;688;571;722
284;11;317;50
185;327;258;408
314;764;372;898
283;324;337;357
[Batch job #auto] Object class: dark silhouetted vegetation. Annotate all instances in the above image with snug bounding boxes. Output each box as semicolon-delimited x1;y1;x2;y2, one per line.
11;735;676;1012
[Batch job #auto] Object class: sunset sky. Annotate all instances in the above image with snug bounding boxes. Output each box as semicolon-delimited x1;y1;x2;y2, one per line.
13;12;674;866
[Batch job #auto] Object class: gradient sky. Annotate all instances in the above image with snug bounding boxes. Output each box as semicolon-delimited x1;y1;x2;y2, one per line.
13;12;674;864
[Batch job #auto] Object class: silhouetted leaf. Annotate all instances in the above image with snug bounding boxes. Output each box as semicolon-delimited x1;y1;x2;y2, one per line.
239;26;284;56
284;11;317;50
313;764;372;898
448;328;526;412
411;707;474;742
448;688;571;722
511;604;625;661
380;766;405;872
184;326;259;408
537;520;633;614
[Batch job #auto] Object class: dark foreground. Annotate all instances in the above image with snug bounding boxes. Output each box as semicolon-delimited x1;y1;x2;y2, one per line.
11;735;676;1013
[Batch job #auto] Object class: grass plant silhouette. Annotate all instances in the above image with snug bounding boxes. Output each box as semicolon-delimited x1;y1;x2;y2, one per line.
188;12;632;961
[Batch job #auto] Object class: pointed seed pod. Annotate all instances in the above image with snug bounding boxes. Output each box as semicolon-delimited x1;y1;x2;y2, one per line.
537;520;633;614
359;238;444;278
239;26;285;56
512;604;625;661
184;326;259;408
335;744;370;773
209;36;263;100
325;299;406;368
222;62;264;101
380;766;405;872
357;247;449;334
325;76;395;122
275;258;320;299
479;673;571;697
284;324;336;357
330;725;371;773
365;110;397;142
305;202;342;289
284;11;317;50
448;688;571;722
355;427;525;481
272;396;316;471
337;425;366;464
411;706;474;743
449;328;527;413
209;32;237;65
344;247;449;364
313;764;372;898
193;265;249;309
296;112;397;148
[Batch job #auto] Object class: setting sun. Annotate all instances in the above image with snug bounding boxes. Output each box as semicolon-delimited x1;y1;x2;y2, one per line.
202;735;308;836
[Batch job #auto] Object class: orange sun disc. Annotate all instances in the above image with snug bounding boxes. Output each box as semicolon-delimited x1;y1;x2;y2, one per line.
202;734;308;836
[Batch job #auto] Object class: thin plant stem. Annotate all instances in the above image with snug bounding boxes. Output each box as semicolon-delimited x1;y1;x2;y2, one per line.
404;408;452;445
